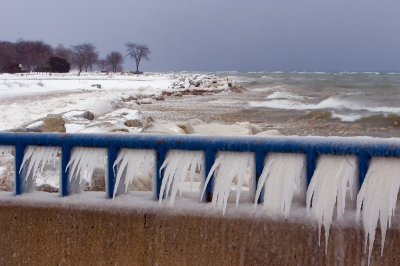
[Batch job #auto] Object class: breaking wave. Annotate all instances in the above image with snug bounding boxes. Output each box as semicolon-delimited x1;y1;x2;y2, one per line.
249;96;400;114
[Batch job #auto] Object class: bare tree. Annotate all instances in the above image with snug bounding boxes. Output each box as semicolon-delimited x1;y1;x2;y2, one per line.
15;40;53;71
71;43;98;72
54;44;72;62
0;41;18;72
125;42;150;73
83;43;98;71
96;59;108;72
71;44;86;72
106;51;124;73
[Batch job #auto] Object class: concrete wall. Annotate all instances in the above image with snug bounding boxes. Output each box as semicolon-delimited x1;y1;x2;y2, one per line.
1;201;400;265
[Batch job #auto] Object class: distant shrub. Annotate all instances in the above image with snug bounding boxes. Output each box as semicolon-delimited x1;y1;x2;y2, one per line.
49;56;70;73
1;62;22;73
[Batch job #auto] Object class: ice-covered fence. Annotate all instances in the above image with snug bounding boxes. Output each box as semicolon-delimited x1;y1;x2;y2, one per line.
1;132;400;263
0;133;399;199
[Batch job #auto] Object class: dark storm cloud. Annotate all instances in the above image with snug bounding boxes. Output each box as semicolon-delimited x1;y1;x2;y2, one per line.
1;0;399;72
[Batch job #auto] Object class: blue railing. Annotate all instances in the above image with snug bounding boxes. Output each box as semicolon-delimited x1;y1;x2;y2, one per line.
0;132;400;200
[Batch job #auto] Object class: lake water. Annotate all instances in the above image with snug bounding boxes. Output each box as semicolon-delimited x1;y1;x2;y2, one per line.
143;72;400;137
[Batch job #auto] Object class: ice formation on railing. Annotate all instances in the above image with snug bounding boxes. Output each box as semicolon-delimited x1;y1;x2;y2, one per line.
356;157;400;266
113;148;155;198
0;146;13;156
66;147;106;193
19;146;59;192
306;155;357;254
255;153;305;216
202;151;255;215
159;150;204;205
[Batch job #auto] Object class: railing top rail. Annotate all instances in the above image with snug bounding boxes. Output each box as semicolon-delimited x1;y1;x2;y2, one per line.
0;132;400;157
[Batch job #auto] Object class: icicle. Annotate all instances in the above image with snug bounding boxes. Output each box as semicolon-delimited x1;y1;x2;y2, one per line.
201;152;255;215
19;146;59;180
113;149;155;198
0;146;13;156
306;155;357;255
159;150;204;205
356;157;400;266
255;153;305;216
66;147;106;193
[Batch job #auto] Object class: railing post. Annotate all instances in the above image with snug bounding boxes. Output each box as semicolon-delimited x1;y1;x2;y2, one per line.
14;143;26;195
204;149;216;202
156;147;167;200
306;151;317;188
255;150;266;204
61;144;71;197
107;146;119;198
358;152;371;190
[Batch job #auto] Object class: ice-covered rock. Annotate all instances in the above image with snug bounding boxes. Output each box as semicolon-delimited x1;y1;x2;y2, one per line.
256;130;282;136
141;119;186;134
181;119;253;136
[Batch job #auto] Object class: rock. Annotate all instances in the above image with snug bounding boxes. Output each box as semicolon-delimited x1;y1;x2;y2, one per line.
236;122;262;135
63;110;95;121
137;98;152;104
127;174;153;191
255;130;282;136
40;114;66;132
173;92;183;97
81;122;125;133
125;119;143;128
22;114;67;133
91;84;101;89
35;184;59;193
82;111;95;120
183;119;252;136
229;84;247;93
155;95;165;101
177;119;205;134
194;81;201;87
141;119;186;135
91;167;105;191
111;128;129;133
122;95;137;102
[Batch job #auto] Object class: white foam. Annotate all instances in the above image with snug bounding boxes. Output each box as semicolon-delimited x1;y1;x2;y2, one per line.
159;150;204;205
306;155;358;254
255;153;305;216
330;112;364;122
356;157;400;265
201;152;255;215
266;91;304;100
113;149;155;198
249;96;400;114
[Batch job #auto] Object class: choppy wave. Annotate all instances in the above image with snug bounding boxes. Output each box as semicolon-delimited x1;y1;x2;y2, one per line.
266;91;305;100
249;96;400;114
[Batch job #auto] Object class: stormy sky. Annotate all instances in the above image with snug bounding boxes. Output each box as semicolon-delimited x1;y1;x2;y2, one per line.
1;0;399;72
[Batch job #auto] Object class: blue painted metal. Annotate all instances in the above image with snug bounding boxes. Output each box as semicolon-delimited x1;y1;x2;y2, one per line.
61;144;71;196
255;150;267;203
107;146;119;198
0;132;399;198
358;152;371;190
306;151;317;187
14;143;26;195
204;149;216;202
156;147;167;200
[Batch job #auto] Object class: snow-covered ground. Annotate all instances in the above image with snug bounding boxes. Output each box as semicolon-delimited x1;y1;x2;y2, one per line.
0;72;174;131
